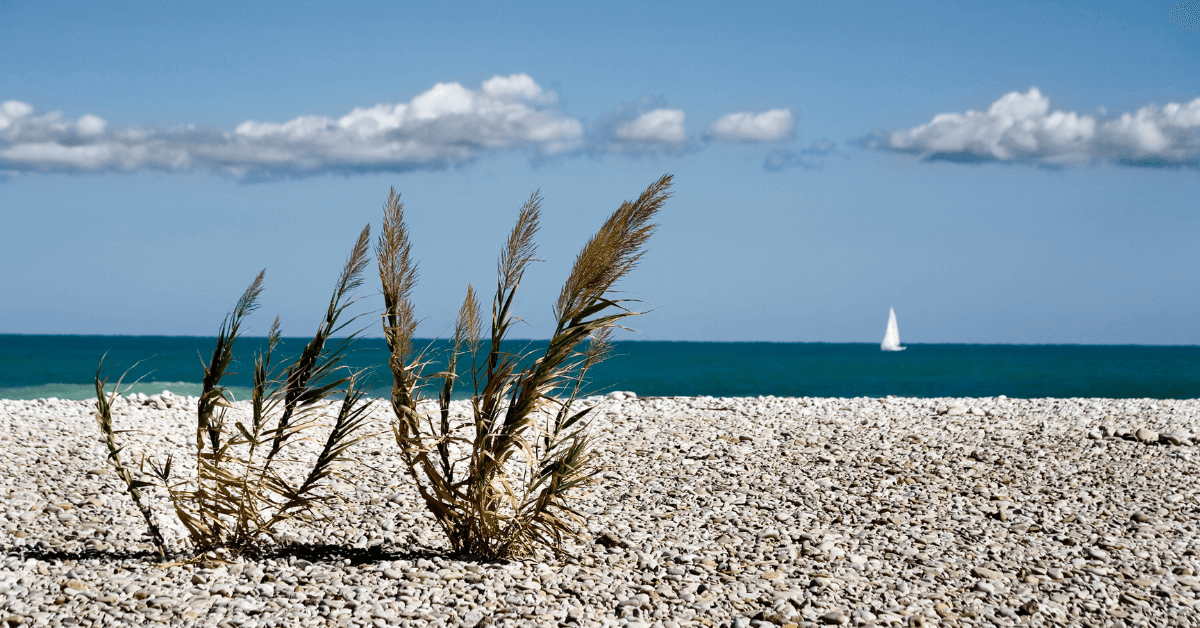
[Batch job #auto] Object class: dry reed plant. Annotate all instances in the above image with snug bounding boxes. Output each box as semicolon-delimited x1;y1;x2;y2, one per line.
378;176;672;559
94;226;375;556
94;365;169;558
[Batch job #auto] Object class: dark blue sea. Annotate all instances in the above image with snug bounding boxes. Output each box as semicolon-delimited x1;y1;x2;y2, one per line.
1;335;1197;400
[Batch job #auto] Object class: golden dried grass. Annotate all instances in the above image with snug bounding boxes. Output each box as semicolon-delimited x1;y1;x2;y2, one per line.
94;227;375;556
378;176;671;559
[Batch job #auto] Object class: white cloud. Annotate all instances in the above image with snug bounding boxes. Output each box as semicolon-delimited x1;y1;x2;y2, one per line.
76;114;106;136
0;100;35;128
584;102;695;156
613;108;688;144
0;74;584;178
707;108;794;142
480;74;558;105
873;88;1200;167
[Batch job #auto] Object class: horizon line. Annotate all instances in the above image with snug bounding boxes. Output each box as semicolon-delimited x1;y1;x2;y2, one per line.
1;333;1197;348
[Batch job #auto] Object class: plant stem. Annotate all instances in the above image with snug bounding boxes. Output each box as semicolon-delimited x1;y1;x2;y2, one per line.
94;372;167;559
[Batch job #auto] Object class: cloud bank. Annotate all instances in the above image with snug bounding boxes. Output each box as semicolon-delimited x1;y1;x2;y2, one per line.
1;74;584;179
2;85;801;176
870;88;1200;167
587;100;796;156
707;109;794;142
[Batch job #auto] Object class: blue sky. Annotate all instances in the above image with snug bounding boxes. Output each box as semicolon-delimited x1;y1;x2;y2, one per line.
2;0;1198;343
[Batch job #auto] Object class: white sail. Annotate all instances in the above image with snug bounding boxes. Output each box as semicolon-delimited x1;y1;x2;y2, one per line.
881;307;906;351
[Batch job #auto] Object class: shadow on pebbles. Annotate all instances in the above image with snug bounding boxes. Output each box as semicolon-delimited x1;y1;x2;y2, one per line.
2;393;1200;627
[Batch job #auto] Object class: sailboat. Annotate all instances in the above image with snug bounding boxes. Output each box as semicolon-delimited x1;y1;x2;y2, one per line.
881;307;906;351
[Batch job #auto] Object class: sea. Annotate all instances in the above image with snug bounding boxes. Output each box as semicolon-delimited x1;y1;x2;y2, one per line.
1;335;1198;401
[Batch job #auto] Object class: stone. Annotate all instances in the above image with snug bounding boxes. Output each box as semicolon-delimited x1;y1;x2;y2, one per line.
1135;428;1159;443
1163;430;1193;446
4;394;1199;628
970;566;1004;580
973;581;996;594
933;603;955;619
595;531;622;548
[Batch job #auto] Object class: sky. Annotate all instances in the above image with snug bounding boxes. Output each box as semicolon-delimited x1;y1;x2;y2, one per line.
1;0;1198;344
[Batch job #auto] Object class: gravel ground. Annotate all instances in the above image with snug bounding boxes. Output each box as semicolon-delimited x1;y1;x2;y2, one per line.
2;393;1200;628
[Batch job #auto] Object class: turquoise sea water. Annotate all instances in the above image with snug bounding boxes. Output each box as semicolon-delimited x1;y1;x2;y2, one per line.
1;335;1198;400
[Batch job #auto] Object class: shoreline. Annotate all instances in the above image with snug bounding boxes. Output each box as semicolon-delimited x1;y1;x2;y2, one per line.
2;394;1199;627
5;386;1200;403
6;339;1200;402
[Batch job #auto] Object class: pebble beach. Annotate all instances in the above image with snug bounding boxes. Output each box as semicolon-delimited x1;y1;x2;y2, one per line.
2;393;1199;628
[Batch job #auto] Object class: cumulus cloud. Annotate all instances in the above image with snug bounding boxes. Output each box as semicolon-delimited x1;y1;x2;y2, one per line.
869;88;1200;167
707;108;794;142
614;109;688;144
0;74;584;179
583;98;695;156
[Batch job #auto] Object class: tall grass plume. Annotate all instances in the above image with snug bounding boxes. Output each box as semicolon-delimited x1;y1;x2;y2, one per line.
94;227;375;556
378;176;671;559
